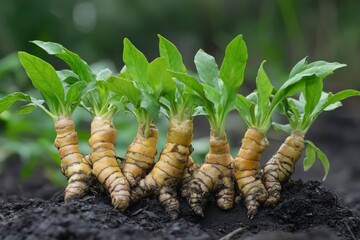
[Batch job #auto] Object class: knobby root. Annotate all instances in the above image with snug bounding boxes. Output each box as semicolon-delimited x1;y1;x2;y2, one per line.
186;128;234;216
121;123;158;187
262;132;304;207
233;128;269;218
131;115;193;219
89;116;130;210
55;116;92;200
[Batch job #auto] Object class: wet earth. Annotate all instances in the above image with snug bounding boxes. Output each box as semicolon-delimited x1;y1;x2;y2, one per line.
1;107;360;240
0;178;359;240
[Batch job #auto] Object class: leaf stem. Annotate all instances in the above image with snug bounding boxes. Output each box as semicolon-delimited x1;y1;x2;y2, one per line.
38;104;58;122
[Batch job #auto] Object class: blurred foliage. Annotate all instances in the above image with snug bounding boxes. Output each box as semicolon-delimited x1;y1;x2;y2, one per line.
1;0;359;185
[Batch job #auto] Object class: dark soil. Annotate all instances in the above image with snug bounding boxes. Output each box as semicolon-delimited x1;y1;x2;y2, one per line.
0;179;359;240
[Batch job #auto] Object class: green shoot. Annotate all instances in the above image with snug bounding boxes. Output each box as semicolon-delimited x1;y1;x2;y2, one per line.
172;35;248;137
234;58;347;133
106;38;167;137
157;34;196;121
32;40;120;120
0;50;90;122
272;59;359;179
31;41;95;83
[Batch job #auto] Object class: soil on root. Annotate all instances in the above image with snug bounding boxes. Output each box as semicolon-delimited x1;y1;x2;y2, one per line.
0;180;359;240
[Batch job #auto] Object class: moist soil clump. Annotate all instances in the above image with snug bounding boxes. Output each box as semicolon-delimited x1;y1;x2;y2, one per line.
0;180;359;240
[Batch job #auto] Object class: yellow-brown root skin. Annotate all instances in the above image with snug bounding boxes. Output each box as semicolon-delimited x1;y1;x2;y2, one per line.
121;123;158;187
262;132;304;206
188;129;234;216
89;117;130;210
181;156;200;198
234;128;269;218
131;116;193;219
54;116;92;200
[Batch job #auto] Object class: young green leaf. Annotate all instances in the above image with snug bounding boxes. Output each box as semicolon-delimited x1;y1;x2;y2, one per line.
158;35;186;73
219;86;237;119
202;84;221;105
193;105;207;116
289;57;307;78
304;140;330;181
96;80;111;108
316;147;330;181
323;101;342;112
286;98;303;127
170;71;206;100
0;92;31;113
65;80;88;112
123;38;149;87
18;52;64;101
271;61;346;113
194;49;219;90
234;94;252;126
57;69;79;85
32;40;95;83
313;93;342;113
220;35;248;91
305;61;346;79
272;123;292;135
323;89;360;110
17;104;36;114
303;142;316;171
96;68;112;81
306;89;360;129
16;97;55;120
107;76;141;107
304;76;323;119
140;93;160;120
255;61;272;122
18;52;64;114
147;57;176;98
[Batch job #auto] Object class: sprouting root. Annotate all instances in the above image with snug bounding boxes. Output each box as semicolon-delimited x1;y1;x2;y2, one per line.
233;128;269;218
186;129;234;217
121;123;158;187
54;116;92;200
262;132;304;206
130;116;193;219
89;116;130;210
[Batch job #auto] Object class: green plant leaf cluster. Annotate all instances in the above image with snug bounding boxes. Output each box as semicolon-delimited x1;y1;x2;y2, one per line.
158;35;199;120
234;58;349;133
1;35;359;181
270;59;360;179
273;88;360;179
31;41;95;83
274;59;358;135
106;37;174;130
0;42;102;121
108;35;198;129
33;41;123;119
234;61;274;131
173;35;248;137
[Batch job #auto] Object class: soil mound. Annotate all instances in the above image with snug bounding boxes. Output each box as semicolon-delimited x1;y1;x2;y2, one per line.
1;180;359;240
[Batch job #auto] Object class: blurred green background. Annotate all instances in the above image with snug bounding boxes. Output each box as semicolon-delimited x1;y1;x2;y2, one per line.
1;0;359;188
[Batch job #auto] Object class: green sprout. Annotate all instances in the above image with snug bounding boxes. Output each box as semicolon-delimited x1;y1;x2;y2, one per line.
262;58;358;206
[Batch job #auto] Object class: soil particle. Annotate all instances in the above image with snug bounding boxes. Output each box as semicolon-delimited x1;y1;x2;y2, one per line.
1;180;359;240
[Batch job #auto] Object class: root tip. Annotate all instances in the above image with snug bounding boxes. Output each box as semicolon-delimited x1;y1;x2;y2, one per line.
264;195;280;207
247;206;258;219
169;212;180;220
112;197;130;210
64;189;86;201
192;206;204;217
